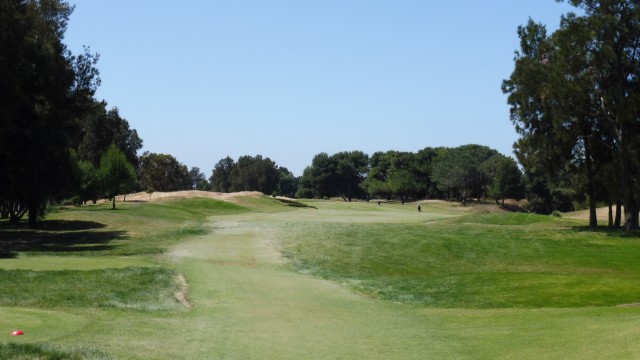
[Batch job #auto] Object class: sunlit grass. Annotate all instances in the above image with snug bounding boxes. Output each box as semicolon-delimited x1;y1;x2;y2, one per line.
0;267;184;311
2;197;640;358
17;197;252;256
280;212;640;308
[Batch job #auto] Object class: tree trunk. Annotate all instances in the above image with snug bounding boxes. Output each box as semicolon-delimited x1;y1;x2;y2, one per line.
615;201;622;228
462;177;468;206
9;212;19;226
112;197;116;210
588;195;597;228
608;203;614;228
618;125;638;230
623;201;638;230
585;140;597;229
28;202;38;228
0;203;7;219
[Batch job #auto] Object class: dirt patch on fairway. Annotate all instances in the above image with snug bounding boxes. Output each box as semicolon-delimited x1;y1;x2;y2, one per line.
617;302;640;308
116;190;264;203
175;273;193;309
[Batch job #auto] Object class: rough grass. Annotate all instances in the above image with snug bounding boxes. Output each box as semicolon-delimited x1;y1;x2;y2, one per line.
280;212;640;308
0;342;111;360
0;267;184;311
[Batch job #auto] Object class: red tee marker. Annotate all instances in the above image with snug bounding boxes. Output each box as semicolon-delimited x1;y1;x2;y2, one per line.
11;330;24;336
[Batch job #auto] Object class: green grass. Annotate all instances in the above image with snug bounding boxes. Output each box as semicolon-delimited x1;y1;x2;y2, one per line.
0;197;251;256
3;197;640;358
450;212;561;225
280;213;640;308
0;342;111;360
0;267;183;311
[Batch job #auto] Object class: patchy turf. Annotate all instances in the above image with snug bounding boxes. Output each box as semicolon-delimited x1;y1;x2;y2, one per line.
2;196;640;359
0;267;185;311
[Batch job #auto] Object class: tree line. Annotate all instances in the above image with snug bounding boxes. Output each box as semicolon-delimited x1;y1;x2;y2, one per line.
0;0;113;224
0;0;561;226
503;0;640;230
294;146;525;205
5;0;640;231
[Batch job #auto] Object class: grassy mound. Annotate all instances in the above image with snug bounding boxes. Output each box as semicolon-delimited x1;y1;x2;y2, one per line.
450;212;558;226
0;197;252;256
280;213;640;308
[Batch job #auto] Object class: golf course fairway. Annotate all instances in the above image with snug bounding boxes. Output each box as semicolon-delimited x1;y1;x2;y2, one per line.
1;196;640;359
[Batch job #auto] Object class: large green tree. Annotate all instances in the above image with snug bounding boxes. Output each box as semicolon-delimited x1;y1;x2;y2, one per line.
209;156;235;192
98;144;137;209
298;151;368;201
76;102;143;168
0;0;93;225
209;155;281;195
364;150;429;203
189;167;209;190
504;1;640;229
489;157;525;205
274;167;298;198
138;152;191;192
229;155;279;194
431;145;500;204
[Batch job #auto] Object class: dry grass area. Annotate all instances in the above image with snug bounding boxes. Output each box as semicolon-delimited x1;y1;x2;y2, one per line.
564;206;611;221
117;190;264;203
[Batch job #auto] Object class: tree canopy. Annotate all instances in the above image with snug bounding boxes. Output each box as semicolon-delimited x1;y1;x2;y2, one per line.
98;144;137;209
0;0;85;225
504;0;640;229
209;155;282;195
138;152;191;192
297;151;368;201
76;102;143;168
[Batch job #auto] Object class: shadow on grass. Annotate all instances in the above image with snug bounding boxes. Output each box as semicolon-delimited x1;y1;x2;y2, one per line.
572;226;640;239
0;220;126;253
276;198;318;209
35;220;106;231
89;207;131;212
499;203;528;213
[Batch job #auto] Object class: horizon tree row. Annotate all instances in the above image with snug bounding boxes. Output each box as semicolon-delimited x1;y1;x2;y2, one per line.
296;145;525;205
209;155;298;198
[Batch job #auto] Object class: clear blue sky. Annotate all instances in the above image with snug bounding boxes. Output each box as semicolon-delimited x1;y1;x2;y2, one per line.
64;1;577;176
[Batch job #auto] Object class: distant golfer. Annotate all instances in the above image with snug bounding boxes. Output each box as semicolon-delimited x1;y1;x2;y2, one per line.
417;203;422;212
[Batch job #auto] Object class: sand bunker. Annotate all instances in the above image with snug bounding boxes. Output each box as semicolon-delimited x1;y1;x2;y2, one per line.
116;190;264;203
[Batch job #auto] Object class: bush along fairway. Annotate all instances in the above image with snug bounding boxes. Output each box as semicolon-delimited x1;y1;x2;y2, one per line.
1;196;640;359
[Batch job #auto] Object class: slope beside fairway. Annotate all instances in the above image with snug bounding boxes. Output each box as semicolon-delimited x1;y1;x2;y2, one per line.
2;198;640;359
85;201;640;359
